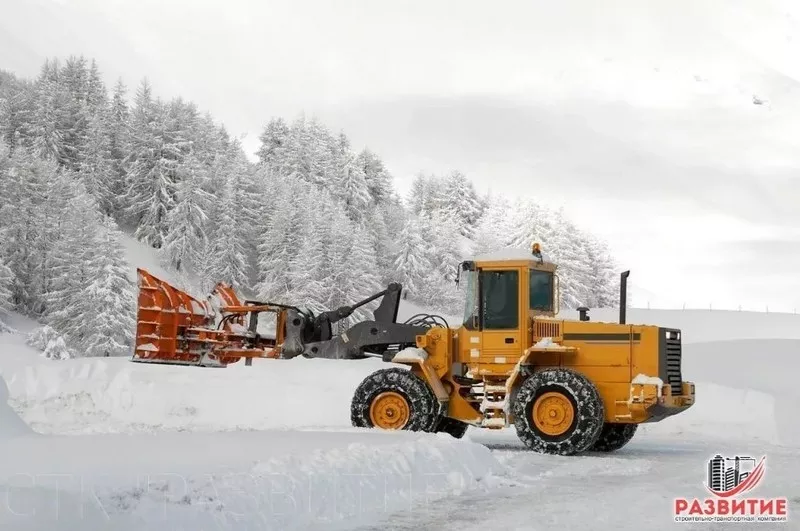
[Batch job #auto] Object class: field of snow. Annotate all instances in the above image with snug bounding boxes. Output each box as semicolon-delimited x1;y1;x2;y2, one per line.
0;238;796;529
0;323;512;530
2;302;800;529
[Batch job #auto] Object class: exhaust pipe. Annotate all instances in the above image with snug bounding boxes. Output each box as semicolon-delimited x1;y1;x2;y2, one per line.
619;270;630;324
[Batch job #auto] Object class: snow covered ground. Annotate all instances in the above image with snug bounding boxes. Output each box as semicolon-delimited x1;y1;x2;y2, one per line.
0;239;798;529
1;305;799;529
0;316;511;530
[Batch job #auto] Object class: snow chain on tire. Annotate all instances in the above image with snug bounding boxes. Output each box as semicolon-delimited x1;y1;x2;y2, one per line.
351;367;440;432
590;423;638;452
512;367;605;455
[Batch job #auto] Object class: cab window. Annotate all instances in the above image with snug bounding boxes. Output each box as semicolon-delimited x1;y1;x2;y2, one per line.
530;269;553;311
480;270;518;329
461;270;479;329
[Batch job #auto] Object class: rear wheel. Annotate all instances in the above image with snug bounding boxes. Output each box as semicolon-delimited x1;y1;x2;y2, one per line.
435;417;469;439
590;423;638;452
512;368;604;455
351;367;440;432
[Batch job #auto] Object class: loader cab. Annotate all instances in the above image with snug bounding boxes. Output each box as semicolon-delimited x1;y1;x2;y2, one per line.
458;244;559;356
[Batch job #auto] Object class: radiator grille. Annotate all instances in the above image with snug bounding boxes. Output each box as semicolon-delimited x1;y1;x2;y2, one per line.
533;320;562;341
664;331;682;395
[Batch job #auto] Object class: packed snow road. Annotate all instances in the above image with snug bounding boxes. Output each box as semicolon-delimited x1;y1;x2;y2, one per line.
351;432;800;531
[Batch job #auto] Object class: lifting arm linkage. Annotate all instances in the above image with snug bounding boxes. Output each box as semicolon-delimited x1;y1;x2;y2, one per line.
317;282;403;326
280;282;424;360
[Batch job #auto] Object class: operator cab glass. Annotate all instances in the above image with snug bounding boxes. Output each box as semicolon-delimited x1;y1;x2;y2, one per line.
529;269;554;312
461;269;479;329
481;270;519;329
461;268;521;329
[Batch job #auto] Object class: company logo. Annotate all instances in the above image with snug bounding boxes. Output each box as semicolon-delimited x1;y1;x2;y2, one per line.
706;455;763;498
674;454;788;523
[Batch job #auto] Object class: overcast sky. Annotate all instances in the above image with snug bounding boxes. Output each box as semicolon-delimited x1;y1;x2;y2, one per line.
3;0;800;311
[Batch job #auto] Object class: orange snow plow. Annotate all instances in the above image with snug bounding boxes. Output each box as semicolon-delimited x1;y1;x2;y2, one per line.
132;267;413;367
132;268;286;367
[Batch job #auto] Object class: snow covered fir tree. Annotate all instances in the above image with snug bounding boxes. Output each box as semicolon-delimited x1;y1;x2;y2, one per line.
0;55;621;357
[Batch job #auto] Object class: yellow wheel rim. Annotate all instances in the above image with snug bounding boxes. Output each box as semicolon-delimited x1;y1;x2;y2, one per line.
369;391;410;430
532;391;574;436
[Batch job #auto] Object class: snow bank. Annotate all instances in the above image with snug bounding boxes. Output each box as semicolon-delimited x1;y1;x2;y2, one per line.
0;374;33;440
3;333;799;449
641;338;800;447
0;430;506;530
681;339;800;447
2;356;398;434
243;435;505;530
640;381;781;445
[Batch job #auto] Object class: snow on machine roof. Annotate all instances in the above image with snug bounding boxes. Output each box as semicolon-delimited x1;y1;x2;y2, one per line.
471;246;554;265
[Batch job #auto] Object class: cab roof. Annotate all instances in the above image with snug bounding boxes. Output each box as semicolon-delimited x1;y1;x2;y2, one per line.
471;247;556;269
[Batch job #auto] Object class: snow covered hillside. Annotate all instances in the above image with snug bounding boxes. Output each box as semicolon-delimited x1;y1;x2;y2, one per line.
1;57;624;360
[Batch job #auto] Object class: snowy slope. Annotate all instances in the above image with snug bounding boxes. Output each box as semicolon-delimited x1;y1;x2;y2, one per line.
120;235;176;284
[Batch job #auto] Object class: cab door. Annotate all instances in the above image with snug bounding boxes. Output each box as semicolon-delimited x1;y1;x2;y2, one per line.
479;268;523;363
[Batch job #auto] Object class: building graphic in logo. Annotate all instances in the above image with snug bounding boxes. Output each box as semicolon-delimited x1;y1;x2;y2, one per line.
706;454;763;498
674;453;788;523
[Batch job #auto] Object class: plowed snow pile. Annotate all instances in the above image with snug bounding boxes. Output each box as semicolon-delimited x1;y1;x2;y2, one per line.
0;374;32;440
2;342;794;447
3;356;395;434
0;350;508;529
0;429;508;530
639;381;782;444
0;312;511;530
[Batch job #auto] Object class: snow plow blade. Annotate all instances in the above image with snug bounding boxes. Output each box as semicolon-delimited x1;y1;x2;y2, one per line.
132;268;418;367
132;268;284;367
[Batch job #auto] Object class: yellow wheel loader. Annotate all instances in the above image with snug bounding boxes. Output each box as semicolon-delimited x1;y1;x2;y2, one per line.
133;243;695;455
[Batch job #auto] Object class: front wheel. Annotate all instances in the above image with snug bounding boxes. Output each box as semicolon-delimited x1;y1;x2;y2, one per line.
350;367;440;432
512;367;605;455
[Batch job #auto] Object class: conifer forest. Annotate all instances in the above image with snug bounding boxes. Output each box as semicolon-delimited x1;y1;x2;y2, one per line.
0;56;620;358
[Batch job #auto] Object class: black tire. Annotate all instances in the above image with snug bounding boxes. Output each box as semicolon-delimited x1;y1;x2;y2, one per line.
512;367;605;455
435;417;469;439
351;367;440;432
590;423;638;452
